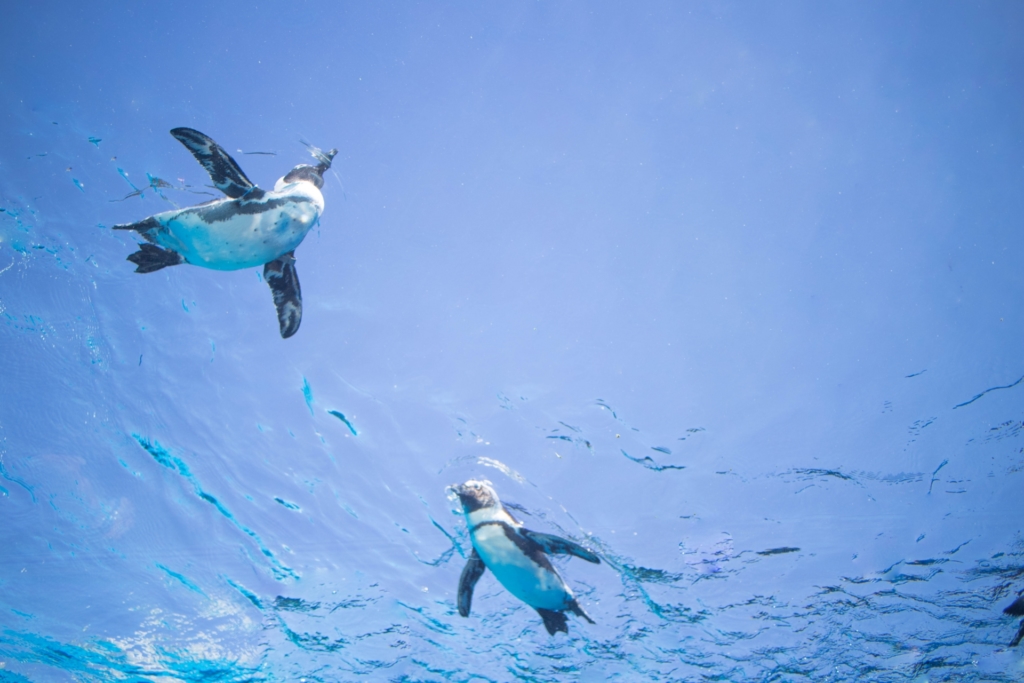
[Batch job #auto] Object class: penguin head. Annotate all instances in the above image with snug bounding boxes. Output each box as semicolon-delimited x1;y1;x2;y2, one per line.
450;479;499;513
275;148;338;191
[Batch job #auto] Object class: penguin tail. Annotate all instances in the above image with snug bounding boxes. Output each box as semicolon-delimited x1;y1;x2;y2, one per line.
535;608;568;636
568;598;596;625
112;216;160;233
127;243;183;274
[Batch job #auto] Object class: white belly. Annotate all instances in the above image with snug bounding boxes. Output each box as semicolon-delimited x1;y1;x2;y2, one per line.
472;525;571;611
150;184;323;270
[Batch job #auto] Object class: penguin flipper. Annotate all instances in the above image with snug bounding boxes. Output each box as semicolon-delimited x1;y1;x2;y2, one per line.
264;252;302;339
1005;597;1024;617
520;529;600;564
127;243;183;273
170;127;261;200
568;598;596;625
535;608;568;636
457;549;487;617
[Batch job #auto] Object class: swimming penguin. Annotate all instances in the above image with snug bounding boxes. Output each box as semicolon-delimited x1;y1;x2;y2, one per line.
450;479;600;635
112;128;338;338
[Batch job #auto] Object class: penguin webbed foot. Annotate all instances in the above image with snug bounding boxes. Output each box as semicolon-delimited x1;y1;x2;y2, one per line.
127;243;183;273
1010;619;1024;648
535;608;569;636
536;601;595;635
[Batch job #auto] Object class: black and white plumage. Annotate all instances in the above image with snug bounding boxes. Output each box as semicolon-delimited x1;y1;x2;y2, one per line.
451;480;600;636
112;128;337;338
169;127;262;199
263;252;302;339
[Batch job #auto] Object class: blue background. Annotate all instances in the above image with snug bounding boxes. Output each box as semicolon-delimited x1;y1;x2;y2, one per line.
1;2;1023;680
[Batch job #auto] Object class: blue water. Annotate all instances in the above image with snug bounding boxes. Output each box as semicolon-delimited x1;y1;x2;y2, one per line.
2;3;1023;681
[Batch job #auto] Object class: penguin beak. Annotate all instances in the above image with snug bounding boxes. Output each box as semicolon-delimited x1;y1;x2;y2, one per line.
448;483;475;509
315;148;338;174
